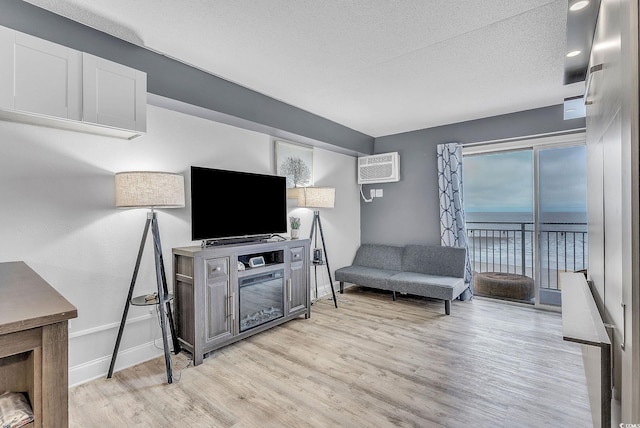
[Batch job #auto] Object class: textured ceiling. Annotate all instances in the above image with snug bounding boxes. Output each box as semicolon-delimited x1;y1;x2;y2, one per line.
24;0;584;137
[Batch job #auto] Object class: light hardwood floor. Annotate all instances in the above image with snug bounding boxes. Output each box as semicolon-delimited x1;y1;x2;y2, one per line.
69;287;592;427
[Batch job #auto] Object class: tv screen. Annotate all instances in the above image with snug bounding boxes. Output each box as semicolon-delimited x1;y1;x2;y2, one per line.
191;166;287;241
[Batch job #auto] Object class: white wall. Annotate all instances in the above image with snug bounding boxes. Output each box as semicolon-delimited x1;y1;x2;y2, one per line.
288;144;361;299
0;104;360;386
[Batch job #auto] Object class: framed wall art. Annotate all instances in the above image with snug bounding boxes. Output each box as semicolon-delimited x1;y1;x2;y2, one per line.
274;139;313;188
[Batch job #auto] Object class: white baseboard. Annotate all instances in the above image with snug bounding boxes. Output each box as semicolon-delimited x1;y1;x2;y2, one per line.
69;339;167;388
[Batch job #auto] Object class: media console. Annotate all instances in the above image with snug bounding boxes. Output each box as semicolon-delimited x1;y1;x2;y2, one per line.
172;239;310;365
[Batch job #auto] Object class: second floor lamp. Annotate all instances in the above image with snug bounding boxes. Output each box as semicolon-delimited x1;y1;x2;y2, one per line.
290;187;338;308
108;171;185;384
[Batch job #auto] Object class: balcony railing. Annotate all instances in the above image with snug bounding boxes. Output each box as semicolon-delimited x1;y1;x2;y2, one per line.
466;221;588;290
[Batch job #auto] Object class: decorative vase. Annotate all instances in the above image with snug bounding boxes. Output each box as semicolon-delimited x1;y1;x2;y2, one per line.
291;229;300;239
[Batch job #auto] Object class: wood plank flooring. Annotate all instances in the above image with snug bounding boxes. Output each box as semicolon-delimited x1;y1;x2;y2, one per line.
69;287;592;427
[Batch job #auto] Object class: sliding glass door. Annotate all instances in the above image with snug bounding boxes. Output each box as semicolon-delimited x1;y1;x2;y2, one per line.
463;138;588;308
536;145;588;306
464;150;535;303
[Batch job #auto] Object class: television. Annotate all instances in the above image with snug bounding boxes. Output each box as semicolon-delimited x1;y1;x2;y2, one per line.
190;166;287;242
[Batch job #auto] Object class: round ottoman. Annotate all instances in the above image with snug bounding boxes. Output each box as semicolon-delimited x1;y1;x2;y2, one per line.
473;272;534;301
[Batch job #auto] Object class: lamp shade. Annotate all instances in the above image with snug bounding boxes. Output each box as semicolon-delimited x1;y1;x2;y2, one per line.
287;187;335;208
115;171;185;208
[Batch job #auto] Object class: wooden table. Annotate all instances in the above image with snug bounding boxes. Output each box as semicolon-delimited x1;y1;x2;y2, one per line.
0;261;77;428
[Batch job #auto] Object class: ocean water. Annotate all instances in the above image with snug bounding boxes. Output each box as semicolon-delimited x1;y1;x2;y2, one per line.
465;211;588;288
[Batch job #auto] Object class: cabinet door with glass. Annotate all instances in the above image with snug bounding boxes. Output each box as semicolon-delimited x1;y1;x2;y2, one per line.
287;246;309;316
205;257;234;345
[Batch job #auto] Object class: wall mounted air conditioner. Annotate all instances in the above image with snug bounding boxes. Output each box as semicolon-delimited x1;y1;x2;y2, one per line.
357;152;400;184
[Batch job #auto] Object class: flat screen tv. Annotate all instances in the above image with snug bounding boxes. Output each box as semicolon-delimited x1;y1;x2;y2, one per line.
191;166;287;242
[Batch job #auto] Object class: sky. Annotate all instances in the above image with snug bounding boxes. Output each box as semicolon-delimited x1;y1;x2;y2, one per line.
463;146;587;214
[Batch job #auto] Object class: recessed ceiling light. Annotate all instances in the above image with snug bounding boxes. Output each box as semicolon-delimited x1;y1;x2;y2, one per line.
567;50;582;57
570;0;589;11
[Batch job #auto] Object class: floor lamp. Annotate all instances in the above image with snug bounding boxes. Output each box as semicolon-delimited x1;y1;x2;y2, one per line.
108;171;184;384
291;187;338;308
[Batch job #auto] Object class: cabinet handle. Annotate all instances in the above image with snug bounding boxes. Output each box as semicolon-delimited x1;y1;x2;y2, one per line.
621;302;626;350
584;63;603;105
231;292;236;320
288;279;292;301
226;293;234;319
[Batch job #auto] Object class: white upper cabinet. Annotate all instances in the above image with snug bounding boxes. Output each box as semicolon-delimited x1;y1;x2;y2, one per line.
82;53;146;133
0;25;81;120
0;25;146;139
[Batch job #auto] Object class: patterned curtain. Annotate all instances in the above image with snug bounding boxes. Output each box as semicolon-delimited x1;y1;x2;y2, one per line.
437;142;473;300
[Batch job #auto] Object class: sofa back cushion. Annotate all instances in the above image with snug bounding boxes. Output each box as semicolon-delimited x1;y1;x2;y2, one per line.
401;245;466;278
353;244;403;271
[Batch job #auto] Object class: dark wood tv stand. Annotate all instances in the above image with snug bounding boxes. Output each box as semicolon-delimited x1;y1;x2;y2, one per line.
172;239;310;365
0;262;78;428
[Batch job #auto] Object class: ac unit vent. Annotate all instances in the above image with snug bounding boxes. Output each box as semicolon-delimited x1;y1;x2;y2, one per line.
357;152;400;184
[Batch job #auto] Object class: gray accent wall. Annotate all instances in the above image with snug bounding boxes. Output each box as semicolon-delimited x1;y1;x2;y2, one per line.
363;105;586;246
0;0;374;156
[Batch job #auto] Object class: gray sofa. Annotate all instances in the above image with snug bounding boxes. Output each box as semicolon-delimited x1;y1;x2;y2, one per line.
334;244;468;315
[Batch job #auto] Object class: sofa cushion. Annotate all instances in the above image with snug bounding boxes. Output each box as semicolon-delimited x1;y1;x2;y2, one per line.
334;265;398;290
352;244;403;271
401;245;466;278
387;272;466;300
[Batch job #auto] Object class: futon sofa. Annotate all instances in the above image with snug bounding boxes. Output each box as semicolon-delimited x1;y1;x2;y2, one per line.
334;244;468;315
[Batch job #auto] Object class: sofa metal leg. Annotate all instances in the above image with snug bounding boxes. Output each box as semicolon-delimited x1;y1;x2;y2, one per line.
445;300;451;315
339;281;344;294
392;291;397;301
